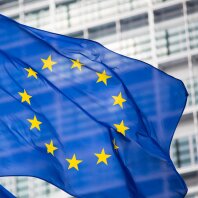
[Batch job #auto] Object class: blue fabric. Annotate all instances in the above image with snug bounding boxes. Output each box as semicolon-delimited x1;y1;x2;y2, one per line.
0;185;16;198
0;14;187;198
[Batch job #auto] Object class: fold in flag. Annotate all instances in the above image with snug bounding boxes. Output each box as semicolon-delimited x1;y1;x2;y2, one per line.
0;185;16;198
0;14;188;198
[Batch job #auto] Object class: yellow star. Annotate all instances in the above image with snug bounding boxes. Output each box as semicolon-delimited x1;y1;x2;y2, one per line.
71;59;84;71
114;120;129;136
112;139;119;150
95;148;111;165
27;115;42;131
41;55;57;71
45;140;58;156
24;67;38;79
96;70;112;85
18;89;32;105
66;154;83;171
112;92;126;109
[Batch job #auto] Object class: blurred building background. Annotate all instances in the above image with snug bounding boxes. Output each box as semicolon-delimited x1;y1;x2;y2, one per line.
0;0;198;197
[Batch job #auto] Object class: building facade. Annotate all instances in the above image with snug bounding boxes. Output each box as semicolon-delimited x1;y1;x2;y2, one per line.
0;0;197;197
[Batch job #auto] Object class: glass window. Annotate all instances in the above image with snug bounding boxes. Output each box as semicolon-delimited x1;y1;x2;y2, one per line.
80;0;99;23
192;55;198;105
120;13;148;32
0;0;18;10
24;8;50;29
192;136;198;163
55;3;69;33
68;31;84;38
120;26;151;62
97;0;117;20
65;0;117;26
23;0;40;4
172;137;191;168
55;0;81;31
154;4;183;23
88;22;116;40
171;134;198;168
187;0;198;15
152;0;175;5
188;15;198;50
155;21;187;58
68;1;82;27
118;0;147;12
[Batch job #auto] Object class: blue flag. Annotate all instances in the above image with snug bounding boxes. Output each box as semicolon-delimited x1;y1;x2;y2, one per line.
0;14;187;198
0;185;16;198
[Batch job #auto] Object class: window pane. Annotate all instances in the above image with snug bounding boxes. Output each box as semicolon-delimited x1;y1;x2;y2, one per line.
88;22;116;40
154;4;183;23
172;137;191;168
120;13;148;32
155;20;187;58
24;8;50;29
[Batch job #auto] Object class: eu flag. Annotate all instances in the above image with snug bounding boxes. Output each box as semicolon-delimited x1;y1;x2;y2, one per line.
0;14;187;198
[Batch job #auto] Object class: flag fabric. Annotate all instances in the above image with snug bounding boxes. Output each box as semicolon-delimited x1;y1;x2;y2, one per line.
0;185;16;198
0;14;188;198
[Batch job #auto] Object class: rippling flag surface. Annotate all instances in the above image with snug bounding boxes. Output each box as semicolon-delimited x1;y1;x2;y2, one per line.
0;14;187;198
0;185;15;198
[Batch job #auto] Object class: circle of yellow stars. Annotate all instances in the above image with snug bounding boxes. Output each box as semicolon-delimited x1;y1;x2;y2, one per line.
18;55;130;171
